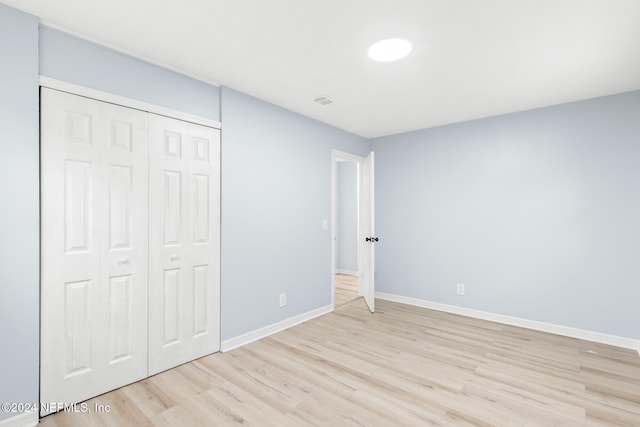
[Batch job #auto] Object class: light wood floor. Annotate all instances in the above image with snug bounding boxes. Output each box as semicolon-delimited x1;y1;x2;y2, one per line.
39;296;640;426
335;273;359;308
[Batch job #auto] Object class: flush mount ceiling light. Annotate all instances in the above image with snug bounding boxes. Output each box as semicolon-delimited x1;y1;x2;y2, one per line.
368;38;412;62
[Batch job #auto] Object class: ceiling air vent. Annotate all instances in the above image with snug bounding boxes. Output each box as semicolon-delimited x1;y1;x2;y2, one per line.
313;95;337;107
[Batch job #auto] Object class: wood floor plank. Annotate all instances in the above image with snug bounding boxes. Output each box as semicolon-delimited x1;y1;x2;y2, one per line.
39;275;640;426
119;379;176;419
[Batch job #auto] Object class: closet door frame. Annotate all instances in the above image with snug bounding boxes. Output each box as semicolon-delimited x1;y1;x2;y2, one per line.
40;77;222;130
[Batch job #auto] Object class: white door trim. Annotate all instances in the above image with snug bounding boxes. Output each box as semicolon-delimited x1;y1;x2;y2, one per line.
39;76;221;130
331;149;366;309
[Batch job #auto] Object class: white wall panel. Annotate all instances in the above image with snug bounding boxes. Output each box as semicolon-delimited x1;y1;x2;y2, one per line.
64;160;93;253
64;279;92;377
108;274;132;363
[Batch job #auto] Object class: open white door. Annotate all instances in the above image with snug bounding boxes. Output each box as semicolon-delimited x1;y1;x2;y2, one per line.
359;152;375;312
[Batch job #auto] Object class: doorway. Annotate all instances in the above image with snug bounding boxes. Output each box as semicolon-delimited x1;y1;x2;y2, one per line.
335;159;360;308
331;150;375;312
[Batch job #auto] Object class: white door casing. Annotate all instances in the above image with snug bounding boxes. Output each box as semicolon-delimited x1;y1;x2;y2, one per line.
40;88;149;413
359;152;375;313
148;114;220;375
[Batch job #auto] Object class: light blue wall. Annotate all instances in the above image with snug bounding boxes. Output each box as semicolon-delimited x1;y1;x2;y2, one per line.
372;91;640;339
0;3;39;422
39;27;220;121
337;162;358;273
220;87;370;340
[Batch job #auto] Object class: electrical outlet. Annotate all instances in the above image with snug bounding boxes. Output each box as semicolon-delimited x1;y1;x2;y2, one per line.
279;293;287;307
456;283;465;296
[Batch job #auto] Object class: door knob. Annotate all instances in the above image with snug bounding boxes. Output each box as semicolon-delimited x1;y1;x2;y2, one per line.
170;254;179;261
365;237;379;242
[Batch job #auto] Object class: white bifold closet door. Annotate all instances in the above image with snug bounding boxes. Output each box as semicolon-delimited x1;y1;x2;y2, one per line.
41;87;221;412
148;114;220;375
40;88;149;414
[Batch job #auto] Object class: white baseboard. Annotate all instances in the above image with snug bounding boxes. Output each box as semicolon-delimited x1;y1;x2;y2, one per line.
221;305;332;352
0;412;38;427
376;292;640;355
336;269;358;276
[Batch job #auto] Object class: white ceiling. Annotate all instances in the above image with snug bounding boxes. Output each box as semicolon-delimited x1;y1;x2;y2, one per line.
6;0;640;138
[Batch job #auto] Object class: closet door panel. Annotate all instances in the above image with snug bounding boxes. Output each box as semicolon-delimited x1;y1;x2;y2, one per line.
149;117;220;374
41;89;102;412
186;124;220;358
149;115;190;374
41;89;149;414
99;102;149;389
